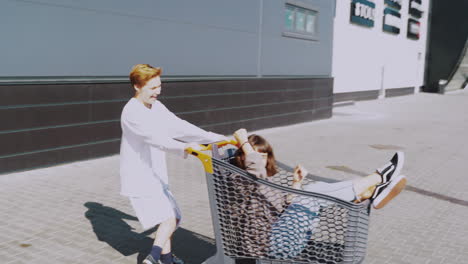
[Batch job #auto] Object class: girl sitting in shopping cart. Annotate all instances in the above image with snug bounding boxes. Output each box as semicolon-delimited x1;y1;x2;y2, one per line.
230;128;407;259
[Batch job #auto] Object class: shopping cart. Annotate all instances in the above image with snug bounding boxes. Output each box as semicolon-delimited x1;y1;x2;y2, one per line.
188;141;371;264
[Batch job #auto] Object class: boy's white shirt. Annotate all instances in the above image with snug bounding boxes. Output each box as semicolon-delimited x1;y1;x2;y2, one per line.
120;98;225;197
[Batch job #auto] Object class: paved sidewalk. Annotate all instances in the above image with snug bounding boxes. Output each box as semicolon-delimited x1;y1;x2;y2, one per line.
1;90;468;264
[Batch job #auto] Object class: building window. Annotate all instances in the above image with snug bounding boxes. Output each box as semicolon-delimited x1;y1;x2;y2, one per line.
295;9;307;32
305;12;317;34
283;1;319;41
285;5;295;31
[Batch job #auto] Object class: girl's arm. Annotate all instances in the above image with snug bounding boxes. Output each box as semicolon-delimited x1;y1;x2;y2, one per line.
233;128;255;154
286;164;307;204
292;164;307;189
233;129;268;178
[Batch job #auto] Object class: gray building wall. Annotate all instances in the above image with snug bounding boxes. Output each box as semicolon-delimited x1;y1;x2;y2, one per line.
261;0;334;76
1;0;334;78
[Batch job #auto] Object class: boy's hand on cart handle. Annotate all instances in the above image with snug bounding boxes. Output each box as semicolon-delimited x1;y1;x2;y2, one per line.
222;136;236;143
185;142;203;152
233;128;248;146
220;135;232;142
293;164;308;183
214;136;236;145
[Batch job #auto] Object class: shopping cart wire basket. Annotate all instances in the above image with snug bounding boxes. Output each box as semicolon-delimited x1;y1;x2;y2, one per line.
187;141;371;264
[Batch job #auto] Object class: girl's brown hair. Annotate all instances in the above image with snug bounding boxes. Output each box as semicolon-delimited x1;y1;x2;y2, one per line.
234;134;277;177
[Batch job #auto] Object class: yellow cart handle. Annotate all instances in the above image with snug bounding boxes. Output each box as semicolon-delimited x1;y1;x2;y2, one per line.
186;139;238;173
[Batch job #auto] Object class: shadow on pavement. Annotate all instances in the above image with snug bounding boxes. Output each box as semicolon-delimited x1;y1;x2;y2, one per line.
84;202;216;264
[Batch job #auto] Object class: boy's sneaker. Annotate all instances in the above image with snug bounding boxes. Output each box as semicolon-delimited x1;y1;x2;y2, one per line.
376;152;404;184
371;174;407;209
142;255;160;264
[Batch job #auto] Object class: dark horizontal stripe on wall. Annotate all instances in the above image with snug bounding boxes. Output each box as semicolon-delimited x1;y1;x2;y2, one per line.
161;78;332;96
0;77;333;174
0;82;331;133
0;87;327;110
202;108;332;135
176;97;322;115
0;78;332;107
0;99;128;110
333;90;380;103
170;79;333;134
202;105;332;129
0;138;120;160
385;87;415;97
0;75;330;85
178;97;332;127
161;87;324;99
0;139;120;175
0;81;330;110
162;87;332;114
177;96;332;115
0;102;125;132
0;97;332;136
0;107;332;169
0;122;121;157
0;119;120;136
0;83;133;107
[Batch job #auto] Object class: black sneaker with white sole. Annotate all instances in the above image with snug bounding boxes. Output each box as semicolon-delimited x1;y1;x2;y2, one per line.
372;174;407;209
376;151;404;184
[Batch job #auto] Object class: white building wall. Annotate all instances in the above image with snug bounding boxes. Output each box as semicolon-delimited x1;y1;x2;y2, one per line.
332;0;429;94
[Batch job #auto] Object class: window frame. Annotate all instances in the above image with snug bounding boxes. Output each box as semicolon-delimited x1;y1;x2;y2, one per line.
282;0;319;41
